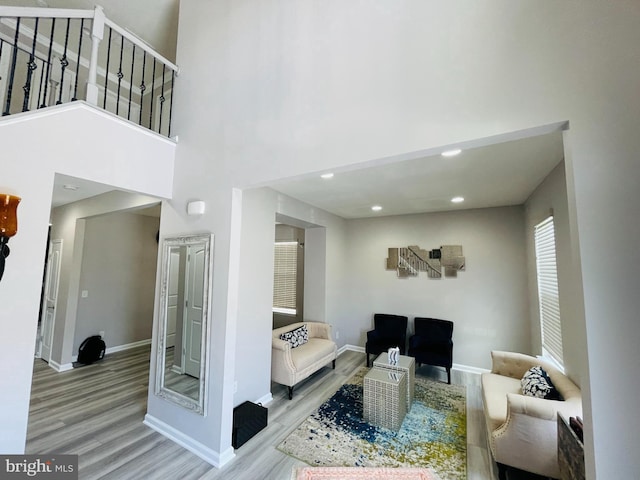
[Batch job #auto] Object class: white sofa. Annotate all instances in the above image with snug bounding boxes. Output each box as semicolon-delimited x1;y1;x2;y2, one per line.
271;321;337;400
481;351;582;479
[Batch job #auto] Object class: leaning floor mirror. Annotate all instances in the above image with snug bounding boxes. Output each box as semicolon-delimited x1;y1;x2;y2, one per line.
155;233;213;415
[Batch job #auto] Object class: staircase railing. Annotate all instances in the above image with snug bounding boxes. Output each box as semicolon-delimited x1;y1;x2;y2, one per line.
0;6;177;138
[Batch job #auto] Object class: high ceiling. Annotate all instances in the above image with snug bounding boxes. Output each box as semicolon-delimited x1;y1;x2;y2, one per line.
51;173;114;207
5;2;566;217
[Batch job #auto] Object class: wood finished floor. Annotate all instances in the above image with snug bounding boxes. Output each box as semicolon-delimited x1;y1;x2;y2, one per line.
27;346;545;480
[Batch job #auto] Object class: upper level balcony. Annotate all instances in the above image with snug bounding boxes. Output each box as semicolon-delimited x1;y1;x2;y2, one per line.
0;5;177;138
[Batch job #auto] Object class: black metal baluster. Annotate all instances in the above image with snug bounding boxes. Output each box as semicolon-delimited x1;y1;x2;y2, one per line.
0;40;3;113
115;34;124;116
103;27;112;109
56;18;71;104
127;44;135;120
139;51;146;126
0;40;3;102
72;18;84;101
21;18;39;112
3;17;21;116
149;57;156;130
168;70;175;138
40;18;56;108
158;64;166;134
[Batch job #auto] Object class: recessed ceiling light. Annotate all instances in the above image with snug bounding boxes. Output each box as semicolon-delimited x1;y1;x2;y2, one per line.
451;196;465;203
320;173;334;179
371;205;383;212
63;184;79;191
441;149;462;157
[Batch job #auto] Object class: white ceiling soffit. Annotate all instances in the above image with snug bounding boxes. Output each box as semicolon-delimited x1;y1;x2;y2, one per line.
51;174;161;218
51;173;116;207
268;127;566;219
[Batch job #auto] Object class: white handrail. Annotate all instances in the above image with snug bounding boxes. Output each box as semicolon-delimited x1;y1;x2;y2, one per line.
104;18;178;72
0;6;178;73
0;7;93;19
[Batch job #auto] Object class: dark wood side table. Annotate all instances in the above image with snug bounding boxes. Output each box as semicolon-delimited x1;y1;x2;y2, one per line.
558;413;585;480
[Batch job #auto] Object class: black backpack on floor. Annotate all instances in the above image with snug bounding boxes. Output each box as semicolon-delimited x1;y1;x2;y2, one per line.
77;335;106;365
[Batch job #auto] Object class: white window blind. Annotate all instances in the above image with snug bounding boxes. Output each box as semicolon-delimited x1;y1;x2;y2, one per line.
534;216;563;365
273;241;297;314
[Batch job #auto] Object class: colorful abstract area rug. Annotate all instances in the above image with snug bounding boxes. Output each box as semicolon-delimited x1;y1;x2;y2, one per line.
291;466;441;480
278;368;466;479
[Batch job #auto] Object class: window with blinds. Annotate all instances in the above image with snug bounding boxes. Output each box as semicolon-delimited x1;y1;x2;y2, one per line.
534;216;563;365
273;241;298;314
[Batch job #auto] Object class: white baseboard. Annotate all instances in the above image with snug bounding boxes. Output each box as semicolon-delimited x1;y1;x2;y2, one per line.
71;338;152;362
339;344;364;355
452;362;490;375
339;345;488;375
106;338;152;355
48;359;73;372
254;392;273;406
143;413;235;468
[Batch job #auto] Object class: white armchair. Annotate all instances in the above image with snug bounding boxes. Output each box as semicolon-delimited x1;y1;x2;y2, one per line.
271;321;337;400
481;351;582;479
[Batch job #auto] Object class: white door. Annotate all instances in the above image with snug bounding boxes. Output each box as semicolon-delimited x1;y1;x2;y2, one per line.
166;249;181;348
40;239;62;363
183;244;205;378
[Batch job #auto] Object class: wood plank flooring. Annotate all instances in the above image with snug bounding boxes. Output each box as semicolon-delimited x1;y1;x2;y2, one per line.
27;346;545;479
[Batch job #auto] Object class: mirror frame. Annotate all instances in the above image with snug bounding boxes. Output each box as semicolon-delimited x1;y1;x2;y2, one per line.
155;233;214;415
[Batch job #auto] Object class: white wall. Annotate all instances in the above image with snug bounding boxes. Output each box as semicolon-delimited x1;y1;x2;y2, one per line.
525;161;587;386
73;210;159;353
173;2;640;476
234;188;279;405
233;188;347;406
0;102;174;454
343;207;529;369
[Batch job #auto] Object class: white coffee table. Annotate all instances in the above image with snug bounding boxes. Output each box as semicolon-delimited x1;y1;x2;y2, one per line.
373;352;415;411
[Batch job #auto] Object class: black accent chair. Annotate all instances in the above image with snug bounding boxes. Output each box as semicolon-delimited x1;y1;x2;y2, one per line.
408;317;454;384
365;314;408;367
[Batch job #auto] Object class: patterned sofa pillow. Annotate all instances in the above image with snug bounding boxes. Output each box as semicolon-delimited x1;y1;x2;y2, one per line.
521;365;563;400
520;366;562;400
280;324;309;348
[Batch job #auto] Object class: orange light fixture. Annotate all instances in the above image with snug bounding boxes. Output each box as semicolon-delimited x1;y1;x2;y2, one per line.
0;194;21;283
0;194;20;237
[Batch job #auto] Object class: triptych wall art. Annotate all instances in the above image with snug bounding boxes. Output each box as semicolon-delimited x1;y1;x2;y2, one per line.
386;245;465;279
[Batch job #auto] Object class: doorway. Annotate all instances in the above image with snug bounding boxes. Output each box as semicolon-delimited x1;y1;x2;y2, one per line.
28;175;162;447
